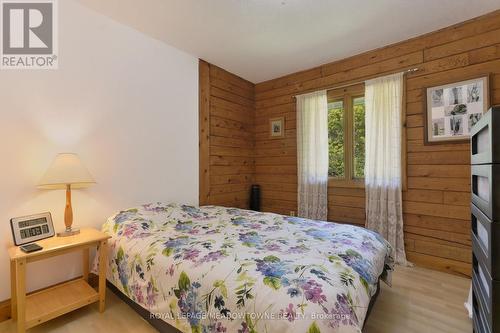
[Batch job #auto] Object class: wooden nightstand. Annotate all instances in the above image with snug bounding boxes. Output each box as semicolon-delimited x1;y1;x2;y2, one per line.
8;228;110;333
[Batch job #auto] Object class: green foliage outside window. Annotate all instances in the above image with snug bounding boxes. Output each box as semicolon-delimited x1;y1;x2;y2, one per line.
353;97;365;178
328;101;344;177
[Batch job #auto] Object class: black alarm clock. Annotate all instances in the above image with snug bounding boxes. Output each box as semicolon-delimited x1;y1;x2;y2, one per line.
10;212;55;246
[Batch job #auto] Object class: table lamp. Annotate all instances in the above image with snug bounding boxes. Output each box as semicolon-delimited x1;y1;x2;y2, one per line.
37;153;95;236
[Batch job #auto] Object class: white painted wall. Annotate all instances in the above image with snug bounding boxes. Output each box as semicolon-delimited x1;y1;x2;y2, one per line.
0;0;199;300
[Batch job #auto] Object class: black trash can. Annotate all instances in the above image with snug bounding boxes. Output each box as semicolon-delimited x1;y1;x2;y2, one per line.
250;184;260;211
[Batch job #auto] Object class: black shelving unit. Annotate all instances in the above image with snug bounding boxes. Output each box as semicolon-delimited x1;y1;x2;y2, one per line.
471;106;500;333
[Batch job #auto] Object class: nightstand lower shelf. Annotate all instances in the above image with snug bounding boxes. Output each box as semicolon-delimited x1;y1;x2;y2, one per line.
25;278;99;329
9;229;110;333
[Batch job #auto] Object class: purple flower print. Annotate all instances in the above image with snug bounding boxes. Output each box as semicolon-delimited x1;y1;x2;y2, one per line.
287;244;308;254
328;293;358;328
146;281;157;307
142;203;166;213
239;231;262;247
249;223;262;229
332;238;354;247
264;243;281;251
215;322;227;332
131;283;144;304
121;224;139;238
167;264;175;277
280;303;297;322
197;250;226;265
301;279;327;304
360;240;377;254
237;322;250;333
183;248;201;261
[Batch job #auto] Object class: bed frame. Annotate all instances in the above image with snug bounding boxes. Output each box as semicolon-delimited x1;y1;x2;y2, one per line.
107;279;381;332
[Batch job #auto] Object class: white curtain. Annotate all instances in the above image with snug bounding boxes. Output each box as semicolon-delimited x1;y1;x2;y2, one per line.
296;90;329;220
365;73;408;265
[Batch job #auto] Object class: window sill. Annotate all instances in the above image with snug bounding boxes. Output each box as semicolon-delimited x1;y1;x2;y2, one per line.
328;178;365;189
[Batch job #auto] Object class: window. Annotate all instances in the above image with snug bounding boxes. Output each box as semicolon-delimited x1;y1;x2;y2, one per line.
327;84;365;186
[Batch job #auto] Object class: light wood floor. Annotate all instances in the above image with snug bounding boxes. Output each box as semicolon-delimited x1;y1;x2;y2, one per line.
0;265;471;333
363;265;471;333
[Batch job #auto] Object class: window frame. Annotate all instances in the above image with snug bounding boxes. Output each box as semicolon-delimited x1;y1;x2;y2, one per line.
327;84;365;188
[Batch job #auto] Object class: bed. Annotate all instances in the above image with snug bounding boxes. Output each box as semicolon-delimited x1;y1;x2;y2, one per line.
98;203;393;333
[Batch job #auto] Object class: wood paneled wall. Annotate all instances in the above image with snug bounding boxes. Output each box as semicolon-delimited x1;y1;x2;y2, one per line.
199;60;256;208
253;10;500;277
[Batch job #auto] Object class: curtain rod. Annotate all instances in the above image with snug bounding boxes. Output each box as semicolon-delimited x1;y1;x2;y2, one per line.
293;67;420;98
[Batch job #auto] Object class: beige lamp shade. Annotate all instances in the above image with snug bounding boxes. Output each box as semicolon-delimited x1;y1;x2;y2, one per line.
38;153;95;189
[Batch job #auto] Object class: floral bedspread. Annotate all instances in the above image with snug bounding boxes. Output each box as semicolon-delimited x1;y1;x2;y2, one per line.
100;203;393;333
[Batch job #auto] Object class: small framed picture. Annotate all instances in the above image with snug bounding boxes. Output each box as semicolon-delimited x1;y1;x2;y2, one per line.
424;75;490;144
269;117;285;138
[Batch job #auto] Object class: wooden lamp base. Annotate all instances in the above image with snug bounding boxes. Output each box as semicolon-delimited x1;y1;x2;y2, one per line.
57;184;80;237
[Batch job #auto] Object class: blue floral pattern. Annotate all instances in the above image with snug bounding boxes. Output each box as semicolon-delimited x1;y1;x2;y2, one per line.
101;203;393;333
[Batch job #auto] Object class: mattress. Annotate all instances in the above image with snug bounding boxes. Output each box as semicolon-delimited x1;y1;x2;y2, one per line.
99;203;393;333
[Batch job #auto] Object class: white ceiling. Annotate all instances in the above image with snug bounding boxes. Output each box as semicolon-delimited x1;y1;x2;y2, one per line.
78;0;500;83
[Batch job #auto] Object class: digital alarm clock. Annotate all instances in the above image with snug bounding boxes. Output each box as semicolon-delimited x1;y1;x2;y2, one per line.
10;212;55;246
